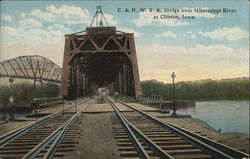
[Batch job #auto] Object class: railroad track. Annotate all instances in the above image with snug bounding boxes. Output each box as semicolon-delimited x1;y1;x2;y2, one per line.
108;97;249;159
0;98;93;159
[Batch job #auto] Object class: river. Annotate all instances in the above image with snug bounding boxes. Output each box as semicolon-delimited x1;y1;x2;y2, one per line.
178;100;249;133
1;100;249;134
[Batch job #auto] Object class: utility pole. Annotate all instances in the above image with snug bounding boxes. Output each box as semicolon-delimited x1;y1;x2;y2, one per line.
171;72;177;117
9;77;15;120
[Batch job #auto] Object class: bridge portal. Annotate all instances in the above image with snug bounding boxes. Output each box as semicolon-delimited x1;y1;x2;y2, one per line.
61;26;142;99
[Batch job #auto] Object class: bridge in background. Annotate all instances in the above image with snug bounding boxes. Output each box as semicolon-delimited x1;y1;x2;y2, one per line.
0;55;62;84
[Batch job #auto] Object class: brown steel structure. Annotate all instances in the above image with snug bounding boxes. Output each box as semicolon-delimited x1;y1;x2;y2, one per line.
61;7;142;99
0;55;62;84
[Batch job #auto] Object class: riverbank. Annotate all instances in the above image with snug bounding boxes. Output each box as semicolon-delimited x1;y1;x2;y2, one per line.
151;114;249;154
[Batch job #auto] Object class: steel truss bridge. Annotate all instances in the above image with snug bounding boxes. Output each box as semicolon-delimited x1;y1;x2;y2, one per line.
0;55;62;84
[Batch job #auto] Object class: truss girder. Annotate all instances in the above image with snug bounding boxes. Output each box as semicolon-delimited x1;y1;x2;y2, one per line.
61;27;142;98
0;55;62;83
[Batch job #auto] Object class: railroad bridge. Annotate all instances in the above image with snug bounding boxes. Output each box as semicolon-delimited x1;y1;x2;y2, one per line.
0;6;249;159
61;7;142;99
0;55;62;84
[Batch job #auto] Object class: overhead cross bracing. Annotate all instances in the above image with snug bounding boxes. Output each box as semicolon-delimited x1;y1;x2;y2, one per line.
61;6;142;99
61;27;142;99
0;55;62;83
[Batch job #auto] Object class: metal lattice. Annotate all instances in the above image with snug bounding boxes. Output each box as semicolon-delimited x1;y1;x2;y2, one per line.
0;55;62;83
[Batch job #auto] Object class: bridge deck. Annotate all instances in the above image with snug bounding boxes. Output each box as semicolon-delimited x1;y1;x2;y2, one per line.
127;103;160;112
34;99;90;115
84;102;160;113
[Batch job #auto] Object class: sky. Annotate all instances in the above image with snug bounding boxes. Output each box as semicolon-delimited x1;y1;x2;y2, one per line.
0;0;249;83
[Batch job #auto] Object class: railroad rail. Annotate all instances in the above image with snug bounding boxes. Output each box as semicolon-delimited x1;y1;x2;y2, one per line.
107;97;249;159
0;98;93;159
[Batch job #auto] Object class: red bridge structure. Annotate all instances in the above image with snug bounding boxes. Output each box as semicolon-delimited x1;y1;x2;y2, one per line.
61;6;142;99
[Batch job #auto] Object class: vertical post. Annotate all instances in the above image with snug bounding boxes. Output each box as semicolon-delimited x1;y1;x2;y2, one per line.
75;87;78;113
172;79;176;115
9;77;15;120
75;99;76;113
159;97;162;111
62;99;65;113
171;72;177;117
33;79;36;87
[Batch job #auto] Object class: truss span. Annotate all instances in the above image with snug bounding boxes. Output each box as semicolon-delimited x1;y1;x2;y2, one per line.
0;55;62;83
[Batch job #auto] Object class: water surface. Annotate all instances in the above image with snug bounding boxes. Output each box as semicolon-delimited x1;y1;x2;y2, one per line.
178;100;249;133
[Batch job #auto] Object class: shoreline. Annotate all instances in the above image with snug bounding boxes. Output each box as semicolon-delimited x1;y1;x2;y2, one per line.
192;117;249;135
190;117;218;132
155;114;249;154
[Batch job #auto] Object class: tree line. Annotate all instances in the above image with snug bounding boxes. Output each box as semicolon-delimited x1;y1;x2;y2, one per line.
0;83;60;106
141;79;249;100
0;78;248;106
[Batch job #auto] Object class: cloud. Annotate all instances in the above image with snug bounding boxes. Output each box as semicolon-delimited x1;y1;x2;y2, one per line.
1;26;18;37
51;24;71;33
18;11;26;18
118;28;142;37
184;31;196;38
137;43;248;82
134;11;188;27
19;18;43;28
30;5;117;26
1;15;12;21
103;14;118;26
190;34;196;38
31;5;91;25
199;27;249;41
0;23;71;65
31;9;54;21
156;31;176;38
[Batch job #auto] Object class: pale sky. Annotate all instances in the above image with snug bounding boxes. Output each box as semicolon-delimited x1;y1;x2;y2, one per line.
0;0;249;83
